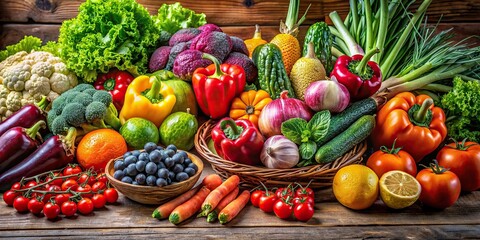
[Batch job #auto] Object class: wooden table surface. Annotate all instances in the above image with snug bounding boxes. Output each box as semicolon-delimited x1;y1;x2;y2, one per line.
1;155;479;240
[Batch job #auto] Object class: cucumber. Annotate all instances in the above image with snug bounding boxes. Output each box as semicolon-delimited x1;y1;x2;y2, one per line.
316;97;378;146
315;115;375;164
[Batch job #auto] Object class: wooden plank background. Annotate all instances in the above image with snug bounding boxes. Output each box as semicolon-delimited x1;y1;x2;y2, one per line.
0;0;479;49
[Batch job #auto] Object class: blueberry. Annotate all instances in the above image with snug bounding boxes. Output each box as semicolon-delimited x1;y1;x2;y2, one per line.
157;162;166;170
157;168;169;179
113;170;125;180
156;146;164;151
135;173;147;185
172;153;184;164
123;168;128;175
145;162;158;175
172;164;184;174
144;142;158;153
160;151;169;161
168;170;176;180
135;160;146;172
132;181;139;185
126;163;138;176
149;150;162;163
183;158;193;166
164;157;175;168
123;151;132;158
114;160;126;170
184;167;196;177
165;149;176;157
132;150;141;157
166;144;177;152
138;152;149;162
121;176;133;184
178;151;188;159
156;178;168;187
146;175;157;186
176;172;189;182
188;162;198;172
124;155;137;166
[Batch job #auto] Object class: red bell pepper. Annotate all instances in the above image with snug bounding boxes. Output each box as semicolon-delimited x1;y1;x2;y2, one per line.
94;69;134;111
192;53;246;119
211;118;264;166
330;48;382;101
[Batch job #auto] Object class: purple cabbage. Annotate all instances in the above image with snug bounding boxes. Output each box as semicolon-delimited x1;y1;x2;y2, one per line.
224;52;258;83
190;31;232;62
173;50;212;81
169;28;201;46
149;46;172;72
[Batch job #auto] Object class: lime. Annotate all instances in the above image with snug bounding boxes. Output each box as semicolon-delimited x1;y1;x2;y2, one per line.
120;117;159;149
379;170;421;209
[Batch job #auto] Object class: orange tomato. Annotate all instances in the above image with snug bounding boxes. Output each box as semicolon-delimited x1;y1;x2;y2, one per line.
366;141;417;178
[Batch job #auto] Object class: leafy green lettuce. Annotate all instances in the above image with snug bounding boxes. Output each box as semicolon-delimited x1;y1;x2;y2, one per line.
58;0;160;82
153;3;207;35
440;76;480;142
0;36;42;61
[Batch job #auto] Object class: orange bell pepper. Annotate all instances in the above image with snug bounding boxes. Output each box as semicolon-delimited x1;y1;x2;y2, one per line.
371;92;447;162
229;90;272;129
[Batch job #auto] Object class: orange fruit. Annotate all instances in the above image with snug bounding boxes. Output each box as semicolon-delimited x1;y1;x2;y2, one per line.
76;129;127;172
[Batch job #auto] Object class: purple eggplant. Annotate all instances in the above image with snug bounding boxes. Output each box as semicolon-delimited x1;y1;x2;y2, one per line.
0;127;77;191
0;120;45;174
0;96;48;137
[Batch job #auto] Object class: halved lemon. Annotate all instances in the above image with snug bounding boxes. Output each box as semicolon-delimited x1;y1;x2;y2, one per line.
379;170;421;209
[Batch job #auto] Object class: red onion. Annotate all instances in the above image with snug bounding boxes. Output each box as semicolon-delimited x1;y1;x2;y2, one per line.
304;76;350;113
258;91;313;138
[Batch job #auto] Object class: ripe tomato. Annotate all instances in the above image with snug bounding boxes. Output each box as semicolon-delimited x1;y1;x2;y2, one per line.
258;191;278;213
61;179;79;191
63;164;82;179
3;190;18;206
416;161;461;209
77;198;94;215
275;187;294;199
13;196;29;213
96;174;108;184
92;194;107;209
437;140;480;192
292;196;315;207
92;181;107;193
295;187;314;199
103;188;119;203
293;202;314;222
273;198;293;219
61;201;77;217
23;180;38;189
10;182;21;190
250;190;265;208
78;173;97;186
45;172;64;187
76;184;93;198
28;198;45;215
366;143;417;178
43;202;60;220
54;194;71;206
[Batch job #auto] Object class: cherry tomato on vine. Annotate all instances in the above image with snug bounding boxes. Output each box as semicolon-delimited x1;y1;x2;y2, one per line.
295;187;314;199
54;194;71;206
3;190;18;206
28;198;45;215
13;196;29;213
10;182;21;190
77;198;94;215
92;194;107;209
77;184;93;198
23;180;38;189
45;172;64;187
275;187;294;199
61;201;77;217
61;179;79;191
292;196;315;207
258;191;278;213
273;198;293;219
96;174;108;184
78;173;96;186
250;190;264;208
92;181;107;192
104;188;119;203
416;161;461;209
63;164;82;179
43;202;60;220
293;202;314;222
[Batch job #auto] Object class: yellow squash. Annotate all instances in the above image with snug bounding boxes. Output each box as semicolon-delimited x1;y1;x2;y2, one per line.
244;24;268;58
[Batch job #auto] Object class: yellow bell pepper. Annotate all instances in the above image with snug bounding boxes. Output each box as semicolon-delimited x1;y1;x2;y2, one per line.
119;75;176;127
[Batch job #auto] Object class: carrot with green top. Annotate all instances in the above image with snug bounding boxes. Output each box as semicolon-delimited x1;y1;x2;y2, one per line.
202;173;223;191
152;185;201;220
169;186;211;224
218;190;250;224
205;187;240;222
198;175;240;217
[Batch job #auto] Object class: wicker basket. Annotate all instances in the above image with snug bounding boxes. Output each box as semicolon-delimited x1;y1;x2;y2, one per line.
195;119;367;189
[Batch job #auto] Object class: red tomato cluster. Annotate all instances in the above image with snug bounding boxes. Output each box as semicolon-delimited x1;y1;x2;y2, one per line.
3;164;119;220
250;183;315;222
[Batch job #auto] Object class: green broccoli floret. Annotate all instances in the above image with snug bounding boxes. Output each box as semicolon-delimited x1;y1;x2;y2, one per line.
93;90;112;107
51;95;67;115
51;115;69;135
85;101;121;130
73;84;95;92
83;88;97;96
62;103;86;127
73;92;93;106
47;110;58;131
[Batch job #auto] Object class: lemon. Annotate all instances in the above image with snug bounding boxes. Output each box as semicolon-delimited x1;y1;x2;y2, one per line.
379;170;421;209
332;164;379;210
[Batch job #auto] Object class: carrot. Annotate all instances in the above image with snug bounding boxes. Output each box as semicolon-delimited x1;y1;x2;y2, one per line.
218;190;251;224
198;175;240;217
205;187;240;222
152;185;201;220
202;173;223;191
168;186;211;225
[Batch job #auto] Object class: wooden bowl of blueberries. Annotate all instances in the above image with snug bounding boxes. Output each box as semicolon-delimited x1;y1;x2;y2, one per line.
105;142;204;205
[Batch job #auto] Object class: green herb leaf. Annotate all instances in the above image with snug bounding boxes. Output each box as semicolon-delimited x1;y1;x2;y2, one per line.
299;141;317;160
281;118;308;145
308;110;331;142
